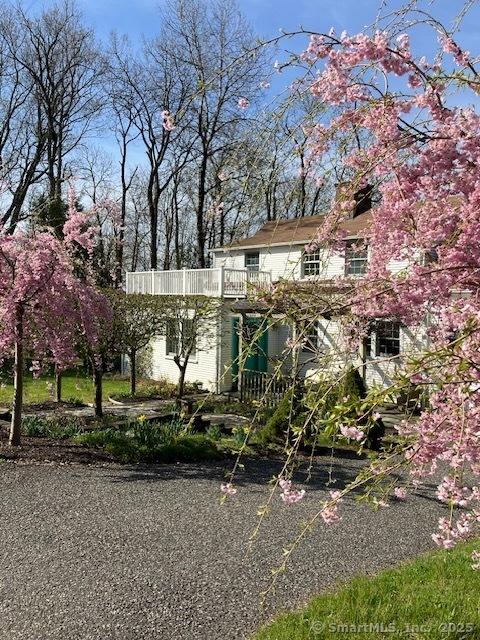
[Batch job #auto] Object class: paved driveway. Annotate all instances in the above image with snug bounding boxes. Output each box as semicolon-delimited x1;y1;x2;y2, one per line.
0;456;446;640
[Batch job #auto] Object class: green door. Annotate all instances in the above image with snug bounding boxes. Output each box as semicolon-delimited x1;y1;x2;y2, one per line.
244;317;269;373
231;316;269;389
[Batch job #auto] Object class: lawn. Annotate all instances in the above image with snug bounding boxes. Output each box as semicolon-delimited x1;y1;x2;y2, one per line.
253;540;480;639
0;371;131;406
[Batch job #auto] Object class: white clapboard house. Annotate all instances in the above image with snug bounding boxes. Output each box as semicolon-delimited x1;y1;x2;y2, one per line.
126;193;424;395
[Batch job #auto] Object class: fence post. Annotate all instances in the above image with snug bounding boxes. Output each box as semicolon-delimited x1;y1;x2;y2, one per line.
182;267;187;296
151;270;155;295
219;266;224;298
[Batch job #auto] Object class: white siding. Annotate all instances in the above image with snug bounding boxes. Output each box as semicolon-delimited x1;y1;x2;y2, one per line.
213;246;411;282
150;334;218;392
213;244;348;280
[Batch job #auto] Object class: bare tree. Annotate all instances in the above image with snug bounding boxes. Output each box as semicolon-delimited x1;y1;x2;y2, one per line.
8;1;104;234
159;0;267;266
0;4;47;231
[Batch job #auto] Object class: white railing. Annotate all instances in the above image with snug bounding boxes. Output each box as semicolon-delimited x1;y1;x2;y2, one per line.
125;267;271;298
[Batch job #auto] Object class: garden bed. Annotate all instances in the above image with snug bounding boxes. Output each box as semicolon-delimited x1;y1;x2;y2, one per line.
0;421;118;465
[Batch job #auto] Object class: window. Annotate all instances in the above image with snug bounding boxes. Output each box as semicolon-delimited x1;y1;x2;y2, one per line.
182;318;197;359
345;239;368;276
166;318;197;358
363;331;372;357
376;321;401;356
166;319;179;355
245;252;260;272
302;321;319;353
302;249;321;276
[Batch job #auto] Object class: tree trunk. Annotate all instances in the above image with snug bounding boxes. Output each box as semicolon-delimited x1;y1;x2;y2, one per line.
93;367;103;418
10;305;24;446
130;349;137;396
54;367;62;403
177;364;186;399
196;153;208;268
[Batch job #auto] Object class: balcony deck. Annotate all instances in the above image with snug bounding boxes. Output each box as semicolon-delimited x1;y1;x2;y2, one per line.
125;267;271;298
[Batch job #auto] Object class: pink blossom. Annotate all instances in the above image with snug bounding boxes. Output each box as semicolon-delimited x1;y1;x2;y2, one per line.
279;477;306;504
339;424;365;441
29;361;42;379
161;110;176;131
220;483;237;496
321;490;343;524
238;97;249;110
393;487;407;501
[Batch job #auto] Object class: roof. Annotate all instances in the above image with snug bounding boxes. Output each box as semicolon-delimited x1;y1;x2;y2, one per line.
213;211;373;252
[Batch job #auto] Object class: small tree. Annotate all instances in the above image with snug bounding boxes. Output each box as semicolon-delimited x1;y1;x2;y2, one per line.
161;296;222;397
0;206;109;445
112;292;166;395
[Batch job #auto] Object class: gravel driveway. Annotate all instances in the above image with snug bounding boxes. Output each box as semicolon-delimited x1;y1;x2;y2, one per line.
0;456;446;640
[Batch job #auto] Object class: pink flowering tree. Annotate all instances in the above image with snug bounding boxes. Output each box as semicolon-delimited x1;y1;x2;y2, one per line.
0;196;110;445
290;16;480;552
223;5;480;581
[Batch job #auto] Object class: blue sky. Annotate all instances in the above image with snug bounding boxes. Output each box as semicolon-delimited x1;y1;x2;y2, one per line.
24;0;480;49
21;0;480;160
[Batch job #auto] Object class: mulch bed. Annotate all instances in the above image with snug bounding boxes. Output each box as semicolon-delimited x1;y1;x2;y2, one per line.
0;422;117;466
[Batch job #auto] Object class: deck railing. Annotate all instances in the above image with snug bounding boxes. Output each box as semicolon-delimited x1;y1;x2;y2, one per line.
125;267;271;298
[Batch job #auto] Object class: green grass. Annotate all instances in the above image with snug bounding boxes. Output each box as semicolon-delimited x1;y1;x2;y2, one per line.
0;372;131;406
253;541;480;640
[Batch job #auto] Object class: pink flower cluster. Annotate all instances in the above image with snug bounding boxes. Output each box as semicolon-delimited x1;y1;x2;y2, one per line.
321;490;343;524
339;424;365;441
432;512;480;550
161;110;176;131
220;482;237;496
393;487;407;501
439;35;470;66
238;97;249;110
279;477;306;505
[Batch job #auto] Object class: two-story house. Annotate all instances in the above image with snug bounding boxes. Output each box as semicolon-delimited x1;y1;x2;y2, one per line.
126;198;424;395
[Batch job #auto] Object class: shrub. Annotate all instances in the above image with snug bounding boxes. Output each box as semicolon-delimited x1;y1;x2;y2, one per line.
206;424;222;441
75;418;220;463
132;416;185;448
339;366;366;401
257;367;367;447
64;396;85;407
75;428;138;462
22;414;85;439
22;415;47;437
152;434;220;463
256;388;306;446
232;425;249;448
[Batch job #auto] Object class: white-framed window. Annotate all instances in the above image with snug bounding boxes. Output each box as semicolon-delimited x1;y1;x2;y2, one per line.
182;318;197;359
165;318;197;358
245;252;260;272
345;239;368;276
376;321;401;356
302;249;321;276
166;319;178;355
